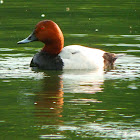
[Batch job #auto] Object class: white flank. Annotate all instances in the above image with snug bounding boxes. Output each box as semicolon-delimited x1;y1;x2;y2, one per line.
59;45;105;69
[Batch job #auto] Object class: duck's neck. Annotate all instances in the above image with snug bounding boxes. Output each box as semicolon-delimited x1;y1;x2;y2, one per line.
42;36;64;55
42;44;62;55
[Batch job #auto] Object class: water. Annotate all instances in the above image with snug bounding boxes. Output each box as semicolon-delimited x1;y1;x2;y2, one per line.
0;0;140;139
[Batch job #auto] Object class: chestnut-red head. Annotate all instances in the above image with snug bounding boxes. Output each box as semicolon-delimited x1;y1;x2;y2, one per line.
18;20;64;55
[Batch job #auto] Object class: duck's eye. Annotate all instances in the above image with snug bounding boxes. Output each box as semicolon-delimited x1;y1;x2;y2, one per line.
41;26;45;30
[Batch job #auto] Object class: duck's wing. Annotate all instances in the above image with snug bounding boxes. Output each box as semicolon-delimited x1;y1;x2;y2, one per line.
59;45;105;69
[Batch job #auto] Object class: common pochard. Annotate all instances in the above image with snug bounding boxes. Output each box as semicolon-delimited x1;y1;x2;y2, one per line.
18;20;122;70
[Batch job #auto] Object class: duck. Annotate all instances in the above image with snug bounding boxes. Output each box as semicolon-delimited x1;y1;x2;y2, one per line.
17;20;122;70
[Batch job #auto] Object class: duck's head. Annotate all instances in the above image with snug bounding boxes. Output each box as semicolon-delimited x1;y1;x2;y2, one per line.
18;20;64;55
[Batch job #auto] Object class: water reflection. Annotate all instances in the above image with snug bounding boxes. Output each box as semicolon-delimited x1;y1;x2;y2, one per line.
33;69;104;124
62;69;104;93
31;69;104;139
34;71;64;124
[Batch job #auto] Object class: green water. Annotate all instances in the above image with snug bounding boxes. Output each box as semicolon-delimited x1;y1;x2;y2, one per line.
0;0;140;139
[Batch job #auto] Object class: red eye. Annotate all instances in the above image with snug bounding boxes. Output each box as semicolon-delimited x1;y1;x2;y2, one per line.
41;26;45;30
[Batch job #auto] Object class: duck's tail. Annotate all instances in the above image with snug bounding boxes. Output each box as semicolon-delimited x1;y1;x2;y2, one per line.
103;53;125;70
114;53;126;59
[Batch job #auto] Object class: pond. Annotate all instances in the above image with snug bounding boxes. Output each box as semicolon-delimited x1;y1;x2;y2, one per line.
0;0;140;139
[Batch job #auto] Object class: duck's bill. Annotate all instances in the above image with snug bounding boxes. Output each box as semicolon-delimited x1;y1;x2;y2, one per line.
17;32;38;44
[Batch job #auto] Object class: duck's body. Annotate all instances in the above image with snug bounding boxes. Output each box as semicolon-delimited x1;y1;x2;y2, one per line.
30;45;105;70
18;20;121;70
59;45;105;69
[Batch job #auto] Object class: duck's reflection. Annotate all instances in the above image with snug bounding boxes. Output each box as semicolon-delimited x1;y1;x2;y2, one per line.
62;69;104;93
33;69;104;124
34;71;64;124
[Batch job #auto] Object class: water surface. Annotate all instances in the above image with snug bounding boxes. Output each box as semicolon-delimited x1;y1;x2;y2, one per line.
0;0;140;139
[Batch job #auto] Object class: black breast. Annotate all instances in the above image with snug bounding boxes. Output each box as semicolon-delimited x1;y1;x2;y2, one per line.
30;51;64;70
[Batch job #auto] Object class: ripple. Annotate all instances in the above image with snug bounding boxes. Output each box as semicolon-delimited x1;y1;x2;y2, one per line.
40;134;66;139
0;48;14;51
68;99;102;103
78;122;140;139
114;49;140;53
56;122;140;139
59;126;78;131
105;55;140;80
0;52;140;82
0;56;44;79
103;43;140;47
69;34;88;37
108;35;140;41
